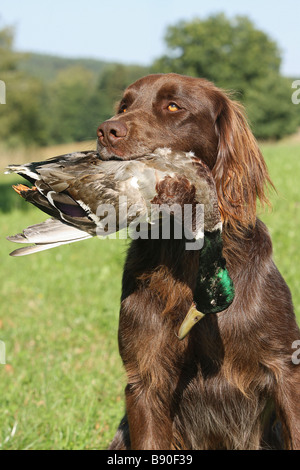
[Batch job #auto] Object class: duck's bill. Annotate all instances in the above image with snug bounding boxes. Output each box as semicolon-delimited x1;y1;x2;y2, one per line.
178;303;205;340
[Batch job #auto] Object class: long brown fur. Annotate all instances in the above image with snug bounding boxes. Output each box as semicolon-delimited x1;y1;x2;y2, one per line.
96;73;300;450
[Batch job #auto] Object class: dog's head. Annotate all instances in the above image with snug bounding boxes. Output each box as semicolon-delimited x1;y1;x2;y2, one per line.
97;73;272;230
97;73;220;164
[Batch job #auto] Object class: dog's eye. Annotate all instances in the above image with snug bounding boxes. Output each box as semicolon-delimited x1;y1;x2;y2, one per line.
119;104;127;114
167;103;180;112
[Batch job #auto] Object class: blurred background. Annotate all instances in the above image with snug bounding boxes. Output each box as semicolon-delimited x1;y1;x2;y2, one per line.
0;0;299;450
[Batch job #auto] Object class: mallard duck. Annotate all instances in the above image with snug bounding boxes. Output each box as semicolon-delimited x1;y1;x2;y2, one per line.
6;148;220;254
6;147;234;337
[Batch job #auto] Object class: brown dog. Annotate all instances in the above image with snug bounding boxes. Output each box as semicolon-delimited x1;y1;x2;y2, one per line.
97;73;300;450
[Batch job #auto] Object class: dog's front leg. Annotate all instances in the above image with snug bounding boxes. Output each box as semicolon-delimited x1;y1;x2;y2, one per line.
125;384;173;450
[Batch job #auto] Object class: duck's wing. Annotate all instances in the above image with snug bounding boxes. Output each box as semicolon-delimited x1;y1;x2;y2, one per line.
7;218;92;256
6;151;100;232
5;151;169;255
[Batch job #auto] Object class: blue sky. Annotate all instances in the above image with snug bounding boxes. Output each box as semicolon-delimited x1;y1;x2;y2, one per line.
1;0;299;76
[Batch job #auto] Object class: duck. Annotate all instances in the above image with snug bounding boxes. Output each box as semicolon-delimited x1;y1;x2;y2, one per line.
6;147;234;337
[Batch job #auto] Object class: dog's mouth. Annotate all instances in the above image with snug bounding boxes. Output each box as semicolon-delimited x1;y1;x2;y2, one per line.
97;141;154;162
105;155;124;161
97;144;126;160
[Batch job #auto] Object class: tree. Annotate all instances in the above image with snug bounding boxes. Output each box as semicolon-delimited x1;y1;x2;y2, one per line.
44;66;97;143
0;23;46;147
152;14;281;94
244;73;299;140
0;24;22;71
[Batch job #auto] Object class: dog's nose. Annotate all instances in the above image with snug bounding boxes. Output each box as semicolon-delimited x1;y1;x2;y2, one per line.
97;120;128;146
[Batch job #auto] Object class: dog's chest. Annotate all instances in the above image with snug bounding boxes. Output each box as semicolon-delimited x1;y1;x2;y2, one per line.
174;372;268;450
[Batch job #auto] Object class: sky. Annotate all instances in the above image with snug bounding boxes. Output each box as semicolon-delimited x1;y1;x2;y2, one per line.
0;0;299;76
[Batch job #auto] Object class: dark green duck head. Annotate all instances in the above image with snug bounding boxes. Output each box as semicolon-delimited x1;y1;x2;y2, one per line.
178;230;234;339
178;159;235;340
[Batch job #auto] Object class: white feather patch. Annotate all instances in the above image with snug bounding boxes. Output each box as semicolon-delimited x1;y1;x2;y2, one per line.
76;199;100;225
130;176;139;189
5;165;41;180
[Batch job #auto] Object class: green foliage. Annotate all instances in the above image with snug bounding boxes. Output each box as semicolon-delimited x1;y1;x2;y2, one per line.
1;77;48;147
0;25;47;147
0;22;149;149
0;25;21;71
152;14;281;92
44;66;98;143
245;74;299;140
17;53;109;83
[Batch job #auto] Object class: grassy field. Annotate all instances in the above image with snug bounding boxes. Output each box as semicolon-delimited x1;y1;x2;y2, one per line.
0;140;299;449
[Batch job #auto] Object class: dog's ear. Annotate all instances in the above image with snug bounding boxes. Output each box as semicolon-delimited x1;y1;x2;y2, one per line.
212;94;273;232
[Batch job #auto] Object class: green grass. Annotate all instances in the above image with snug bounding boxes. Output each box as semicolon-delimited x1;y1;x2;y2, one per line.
0;140;299;449
259;141;300;319
0;198;127;449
